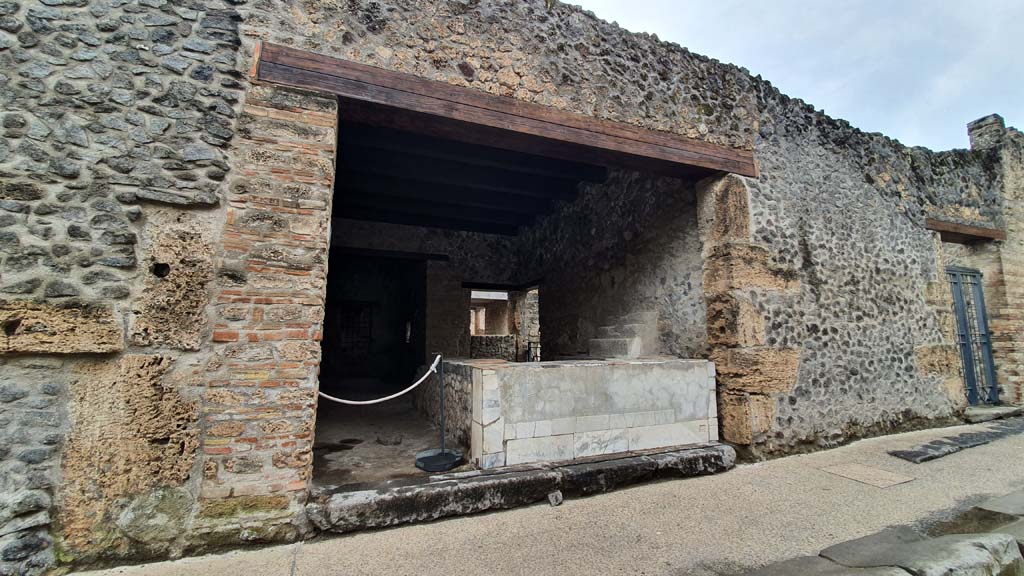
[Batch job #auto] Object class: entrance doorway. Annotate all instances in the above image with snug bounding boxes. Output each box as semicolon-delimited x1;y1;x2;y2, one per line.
947;266;999;405
314;253;439;490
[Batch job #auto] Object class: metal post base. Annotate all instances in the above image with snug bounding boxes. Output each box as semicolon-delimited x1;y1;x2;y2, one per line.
415;448;464;473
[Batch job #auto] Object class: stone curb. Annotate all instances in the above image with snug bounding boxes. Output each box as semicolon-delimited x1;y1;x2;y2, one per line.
747;489;1024;576
306;443;736;533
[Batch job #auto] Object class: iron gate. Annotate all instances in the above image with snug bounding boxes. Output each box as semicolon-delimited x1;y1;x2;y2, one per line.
946;266;999;405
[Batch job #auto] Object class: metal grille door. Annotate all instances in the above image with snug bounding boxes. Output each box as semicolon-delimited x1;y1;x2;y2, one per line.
946;267;999;405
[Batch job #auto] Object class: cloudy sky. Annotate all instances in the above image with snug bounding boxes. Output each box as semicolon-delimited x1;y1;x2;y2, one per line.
573;0;1023;151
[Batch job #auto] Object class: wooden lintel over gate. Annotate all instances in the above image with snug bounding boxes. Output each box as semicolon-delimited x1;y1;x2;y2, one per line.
253;41;759;179
926;218;1006;243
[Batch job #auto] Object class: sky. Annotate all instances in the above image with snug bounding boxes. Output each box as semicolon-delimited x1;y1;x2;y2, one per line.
572;0;1023;151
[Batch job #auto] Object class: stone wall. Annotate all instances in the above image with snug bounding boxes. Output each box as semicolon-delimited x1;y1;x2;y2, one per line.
517;169;707;359
705;79;1010;455
0;0;1019;570
412;360;472;450
469;334;516;361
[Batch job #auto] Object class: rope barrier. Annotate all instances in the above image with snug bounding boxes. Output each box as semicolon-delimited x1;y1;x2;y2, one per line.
317;354;442;406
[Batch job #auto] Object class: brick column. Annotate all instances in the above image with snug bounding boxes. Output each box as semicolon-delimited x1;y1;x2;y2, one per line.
967;116;1024;405
197;83;338;530
697;175;802;451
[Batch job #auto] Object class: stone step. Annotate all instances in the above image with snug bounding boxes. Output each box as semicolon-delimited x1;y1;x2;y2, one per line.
587;337;642;359
307;444;736;534
964;405;1024;424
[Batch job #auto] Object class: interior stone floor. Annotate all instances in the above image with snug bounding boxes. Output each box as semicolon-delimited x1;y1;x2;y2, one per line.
311;392;468;492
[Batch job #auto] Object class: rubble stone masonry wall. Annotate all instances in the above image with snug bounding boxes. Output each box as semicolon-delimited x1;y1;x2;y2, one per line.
0;0;1020;572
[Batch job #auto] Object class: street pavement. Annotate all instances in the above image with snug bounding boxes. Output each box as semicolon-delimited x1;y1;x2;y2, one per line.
75;419;1024;576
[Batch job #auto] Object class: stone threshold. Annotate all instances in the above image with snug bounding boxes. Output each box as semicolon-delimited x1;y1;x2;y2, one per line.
964;404;1024;424
306;442;735;534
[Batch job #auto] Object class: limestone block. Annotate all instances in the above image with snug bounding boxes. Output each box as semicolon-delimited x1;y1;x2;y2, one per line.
0;300;123;354
712;347;801;394
703;243;800;294
130;223;214;351
719;393;775;445
705;293;766;347
574;429;628;458
696;174;752;247
505;435;574;466
915;344;960;376
626;421;706;451
61;355;198;555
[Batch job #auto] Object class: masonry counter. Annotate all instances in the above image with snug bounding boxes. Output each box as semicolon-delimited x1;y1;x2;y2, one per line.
426;358;719;469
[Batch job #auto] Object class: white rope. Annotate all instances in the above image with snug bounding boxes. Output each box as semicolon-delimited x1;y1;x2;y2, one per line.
317;354;442;406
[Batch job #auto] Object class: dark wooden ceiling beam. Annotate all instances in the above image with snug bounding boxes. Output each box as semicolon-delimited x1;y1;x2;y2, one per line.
337;147;578;201
335;194;533;227
255;42;758;178
333;210;520;236
337;172;551;214
340;122;607;183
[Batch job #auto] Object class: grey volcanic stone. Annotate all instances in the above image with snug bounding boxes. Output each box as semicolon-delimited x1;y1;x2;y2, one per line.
748;556;909;576
979;490;1024;517
823;531;1023;576
310;444;735;534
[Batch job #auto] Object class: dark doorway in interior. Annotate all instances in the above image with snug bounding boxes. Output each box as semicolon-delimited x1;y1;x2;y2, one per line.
319;254;426;399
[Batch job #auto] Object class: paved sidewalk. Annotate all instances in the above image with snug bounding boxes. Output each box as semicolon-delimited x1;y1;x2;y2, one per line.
76;420;1024;576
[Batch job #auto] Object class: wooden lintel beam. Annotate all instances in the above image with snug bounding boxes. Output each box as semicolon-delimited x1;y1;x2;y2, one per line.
255;42;758;178
925;218;1006;243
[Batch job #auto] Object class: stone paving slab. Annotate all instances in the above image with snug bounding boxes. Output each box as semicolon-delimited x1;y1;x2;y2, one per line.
979;490;1024;517
819;527;928;566
993;519;1024;547
823;532;1023;576
748;556;910;576
819;463;915;488
889;417;1024;463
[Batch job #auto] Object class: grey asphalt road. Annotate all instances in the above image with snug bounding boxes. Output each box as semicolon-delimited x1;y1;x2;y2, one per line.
75;420;1024;576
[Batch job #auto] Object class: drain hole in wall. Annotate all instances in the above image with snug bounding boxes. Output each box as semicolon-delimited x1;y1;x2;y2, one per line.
3;318;21;336
151;262;171;278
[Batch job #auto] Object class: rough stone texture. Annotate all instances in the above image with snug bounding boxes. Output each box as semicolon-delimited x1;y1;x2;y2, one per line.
413;360;472;450
469;335;516;361
888;416;1024;463
307;443;735;534
196;82;337;549
129;213;215;350
822;531;1024;576
517;170;707;359
60;354;198;563
0;299;122;353
748;556;910;576
0;0;1020;570
0;357;67;576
